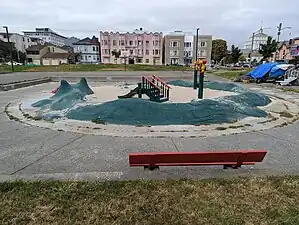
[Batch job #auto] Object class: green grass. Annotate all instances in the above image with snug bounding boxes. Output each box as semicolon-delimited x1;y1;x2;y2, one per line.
0;64;193;73
91;118;106;124
281;87;299;93
209;69;251;80
1;176;299;225
279;111;294;118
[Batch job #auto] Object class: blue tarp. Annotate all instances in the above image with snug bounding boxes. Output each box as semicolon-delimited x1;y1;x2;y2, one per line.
270;66;287;78
248;63;278;79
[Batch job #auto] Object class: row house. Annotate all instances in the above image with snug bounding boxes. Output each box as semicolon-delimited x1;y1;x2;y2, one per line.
100;28;163;65
164;31;212;66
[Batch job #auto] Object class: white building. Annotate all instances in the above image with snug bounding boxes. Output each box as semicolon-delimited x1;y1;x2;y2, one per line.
23;28;68;47
0;32;33;52
184;33;193;65
244;30;269;51
73;36;100;64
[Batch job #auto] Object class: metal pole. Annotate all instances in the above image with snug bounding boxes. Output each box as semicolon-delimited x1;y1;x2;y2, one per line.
193;28;199;89
275;23;282;61
249;32;255;67
3;26;14;72
198;62;204;99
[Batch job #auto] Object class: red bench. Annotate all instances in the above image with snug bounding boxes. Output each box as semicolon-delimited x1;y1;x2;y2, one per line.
129;150;268;170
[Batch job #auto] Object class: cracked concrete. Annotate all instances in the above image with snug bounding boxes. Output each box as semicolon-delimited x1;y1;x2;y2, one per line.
1;72;299;181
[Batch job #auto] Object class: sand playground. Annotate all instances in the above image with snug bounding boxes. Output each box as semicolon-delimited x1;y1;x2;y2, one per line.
6;80;299;138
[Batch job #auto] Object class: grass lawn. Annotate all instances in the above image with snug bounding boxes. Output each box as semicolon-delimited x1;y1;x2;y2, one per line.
208;69;250;80
0;64;193;73
1;176;299;225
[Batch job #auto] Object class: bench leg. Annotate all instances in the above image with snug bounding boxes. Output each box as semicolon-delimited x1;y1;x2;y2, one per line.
144;165;159;171
223;165;241;169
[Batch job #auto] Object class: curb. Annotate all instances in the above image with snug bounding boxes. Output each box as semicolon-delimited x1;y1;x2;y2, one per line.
0;77;51;91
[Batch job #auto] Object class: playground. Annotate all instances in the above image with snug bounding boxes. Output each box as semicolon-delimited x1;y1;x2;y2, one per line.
6;72;299;138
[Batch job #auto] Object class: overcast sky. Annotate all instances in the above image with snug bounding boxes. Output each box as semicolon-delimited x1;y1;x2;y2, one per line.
1;0;298;47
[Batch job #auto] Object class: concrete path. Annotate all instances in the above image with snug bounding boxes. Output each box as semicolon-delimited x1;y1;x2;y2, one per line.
0;73;298;181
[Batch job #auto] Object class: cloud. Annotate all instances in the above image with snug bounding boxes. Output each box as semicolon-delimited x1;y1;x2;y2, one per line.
0;0;298;47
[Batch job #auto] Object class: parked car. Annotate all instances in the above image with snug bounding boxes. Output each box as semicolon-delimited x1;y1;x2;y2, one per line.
6;61;23;66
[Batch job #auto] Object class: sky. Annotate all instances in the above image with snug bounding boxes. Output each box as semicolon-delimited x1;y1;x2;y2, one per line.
1;0;298;47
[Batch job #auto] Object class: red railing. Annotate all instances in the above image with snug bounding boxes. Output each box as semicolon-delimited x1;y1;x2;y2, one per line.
151;74;171;100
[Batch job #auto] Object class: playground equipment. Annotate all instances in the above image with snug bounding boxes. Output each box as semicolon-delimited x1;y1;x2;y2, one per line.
193;59;207;99
129;150;268;170
118;74;171;102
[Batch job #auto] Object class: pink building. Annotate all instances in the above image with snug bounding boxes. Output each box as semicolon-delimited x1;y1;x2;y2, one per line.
100;28;163;65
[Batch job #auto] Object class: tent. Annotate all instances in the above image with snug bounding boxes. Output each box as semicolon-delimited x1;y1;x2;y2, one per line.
270;64;293;78
248;63;278;79
248;63;292;79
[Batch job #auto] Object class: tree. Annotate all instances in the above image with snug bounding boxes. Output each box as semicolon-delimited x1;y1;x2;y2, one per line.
238;55;246;62
230;45;242;64
259;36;278;60
0;40;26;63
211;39;228;63
111;50;121;64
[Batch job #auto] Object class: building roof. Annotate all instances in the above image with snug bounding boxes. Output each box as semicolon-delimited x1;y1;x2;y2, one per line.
73;36;99;45
26;45;48;51
42;52;72;59
23;27;67;39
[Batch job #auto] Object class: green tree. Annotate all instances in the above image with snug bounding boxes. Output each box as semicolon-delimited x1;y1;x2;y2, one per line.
259;36;278;60
211;39;228;63
230;45;242;64
111;50;121;64
0;40;26;63
238;55;246;62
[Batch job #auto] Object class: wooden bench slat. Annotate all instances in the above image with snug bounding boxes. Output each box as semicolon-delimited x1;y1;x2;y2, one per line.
129;150;267;169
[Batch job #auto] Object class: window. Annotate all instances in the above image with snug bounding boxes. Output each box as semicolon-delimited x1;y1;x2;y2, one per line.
129;41;133;46
198;50;206;57
200;42;206;47
89;55;91;58
174;50;178;56
93;46;95;51
96;46;99;51
155;40;159;46
137;58;142;63
84;48;87;52
85;56;87;60
103;40;108;45
146;59;149;63
121;40;125;46
153;49;155;55
170;41;178;47
146;41;149;46
146;50;149;55
153;41;155;46
155;49;159;55
93;56;96;60
52;47;55;52
184;42;191;47
97;57;99;61
113;40;117;46
130;50;133;54
138;40;142;45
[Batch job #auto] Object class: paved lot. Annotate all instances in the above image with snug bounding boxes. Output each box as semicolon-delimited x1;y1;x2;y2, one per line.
0;72;299;181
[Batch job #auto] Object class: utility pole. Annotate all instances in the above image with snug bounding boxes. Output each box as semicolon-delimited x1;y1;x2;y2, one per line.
3;26;14;72
193;28;199;89
249;32;255;67
275;23;291;61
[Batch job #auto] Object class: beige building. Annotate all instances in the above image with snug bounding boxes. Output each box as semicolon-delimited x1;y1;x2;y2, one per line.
26;45;71;65
194;35;212;65
164;31;185;65
164;31;212;65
